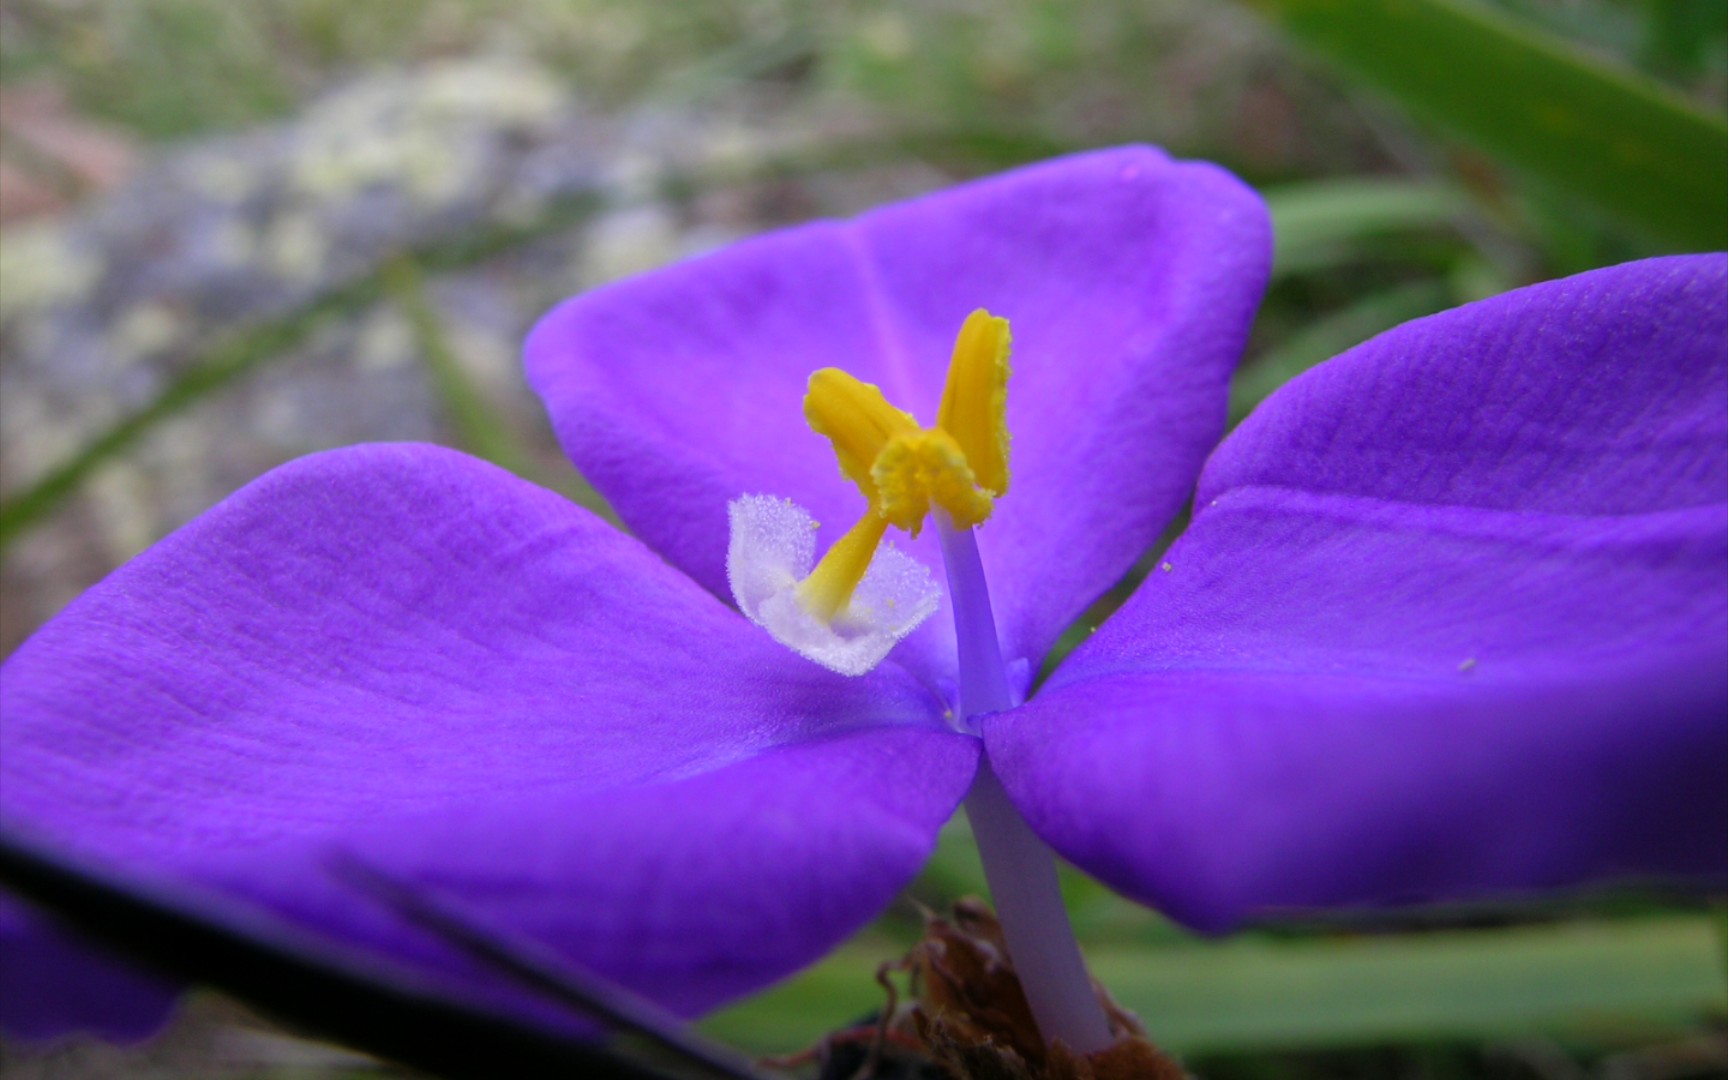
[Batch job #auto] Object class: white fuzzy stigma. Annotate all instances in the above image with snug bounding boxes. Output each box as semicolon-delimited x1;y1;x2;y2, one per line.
726;495;939;676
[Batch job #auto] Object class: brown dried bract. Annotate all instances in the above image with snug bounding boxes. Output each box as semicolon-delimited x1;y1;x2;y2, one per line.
788;898;1187;1080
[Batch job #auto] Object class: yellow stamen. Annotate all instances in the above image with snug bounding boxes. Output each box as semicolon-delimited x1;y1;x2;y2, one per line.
795;309;1013;619
872;428;993;535
804;369;919;502
936;309;1012;497
794;510;891;621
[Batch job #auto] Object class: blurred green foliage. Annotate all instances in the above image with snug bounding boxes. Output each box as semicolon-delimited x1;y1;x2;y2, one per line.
1246;0;1728;249
702;818;1728;1065
2;0;1725;1076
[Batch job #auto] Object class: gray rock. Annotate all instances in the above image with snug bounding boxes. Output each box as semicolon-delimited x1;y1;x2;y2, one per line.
0;61;937;653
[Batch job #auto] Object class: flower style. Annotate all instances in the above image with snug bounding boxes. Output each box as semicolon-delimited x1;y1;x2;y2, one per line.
1;147;1724;1049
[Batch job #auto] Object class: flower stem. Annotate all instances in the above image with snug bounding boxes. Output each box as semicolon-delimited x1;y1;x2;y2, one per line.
935;518;1114;1053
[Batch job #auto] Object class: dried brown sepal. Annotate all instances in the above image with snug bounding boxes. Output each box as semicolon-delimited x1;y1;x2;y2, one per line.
909;898;1045;1065
780;898;1187;1079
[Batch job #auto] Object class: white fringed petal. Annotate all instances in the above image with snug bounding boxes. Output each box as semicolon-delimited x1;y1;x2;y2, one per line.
726;495;939;676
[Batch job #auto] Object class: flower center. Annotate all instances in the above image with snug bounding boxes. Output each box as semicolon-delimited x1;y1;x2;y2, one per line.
799;309;1012;615
725;309;1012;676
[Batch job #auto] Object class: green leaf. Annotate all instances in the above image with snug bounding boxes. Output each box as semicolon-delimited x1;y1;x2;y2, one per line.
1266;179;1473;278
1103;916;1728;1052
705;916;1728;1055
1242;0;1728;251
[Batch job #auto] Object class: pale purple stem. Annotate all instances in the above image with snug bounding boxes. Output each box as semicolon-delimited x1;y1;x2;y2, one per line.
936;517;1114;1053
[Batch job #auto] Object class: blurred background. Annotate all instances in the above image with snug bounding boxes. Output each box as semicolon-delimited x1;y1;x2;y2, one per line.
0;0;1724;1077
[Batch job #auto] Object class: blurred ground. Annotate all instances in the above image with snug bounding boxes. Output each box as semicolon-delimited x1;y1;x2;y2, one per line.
0;0;1395;654
1;1;1724;1077
0;80;135;225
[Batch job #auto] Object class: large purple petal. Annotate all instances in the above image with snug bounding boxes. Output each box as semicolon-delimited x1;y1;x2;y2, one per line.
0;444;973;1037
526;146;1270;690
990;662;1726;933
988;256;1728;929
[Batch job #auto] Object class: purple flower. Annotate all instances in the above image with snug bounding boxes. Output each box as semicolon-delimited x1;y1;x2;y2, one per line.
2;147;1724;1047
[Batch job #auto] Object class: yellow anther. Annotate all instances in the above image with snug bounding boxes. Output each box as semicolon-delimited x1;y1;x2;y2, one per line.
804;369;918;502
936;309;1012;497
795;309;1013;620
872;428;994;535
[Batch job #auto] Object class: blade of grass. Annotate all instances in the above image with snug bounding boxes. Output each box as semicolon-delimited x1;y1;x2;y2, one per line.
0;830;687;1080
385;257;616;517
383;259;537;478
0;185;601;553
0;277;383;552
1243;0;1728;250
337;857;768;1080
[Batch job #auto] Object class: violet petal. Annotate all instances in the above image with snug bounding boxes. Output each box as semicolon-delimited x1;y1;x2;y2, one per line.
1;444;972;1035
988;256;1728;928
526;146;1269;687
